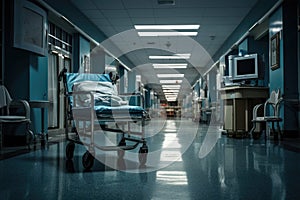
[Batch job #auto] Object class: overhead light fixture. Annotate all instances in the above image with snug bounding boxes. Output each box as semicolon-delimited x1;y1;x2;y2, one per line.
167;98;176;102
164;91;179;94
162;85;181;88
134;25;200;30
165;93;178;95
153;63;187;69
160;80;182;84
138;32;198;37
163;90;180;93
149;54;191;60
166;97;177;100
157;74;184;78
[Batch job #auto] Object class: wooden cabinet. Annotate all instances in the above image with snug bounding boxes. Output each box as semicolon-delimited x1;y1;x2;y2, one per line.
219;86;269;137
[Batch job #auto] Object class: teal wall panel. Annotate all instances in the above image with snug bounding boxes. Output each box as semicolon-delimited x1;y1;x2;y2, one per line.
29;55;48;134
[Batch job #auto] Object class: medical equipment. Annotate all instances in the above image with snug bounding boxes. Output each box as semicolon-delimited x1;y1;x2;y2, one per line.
60;69;150;169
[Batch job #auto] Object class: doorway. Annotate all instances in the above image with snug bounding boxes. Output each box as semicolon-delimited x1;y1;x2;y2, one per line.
48;51;71;130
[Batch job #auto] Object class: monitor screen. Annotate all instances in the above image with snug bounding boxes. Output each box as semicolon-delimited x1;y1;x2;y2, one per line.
233;54;258;80
13;0;47;56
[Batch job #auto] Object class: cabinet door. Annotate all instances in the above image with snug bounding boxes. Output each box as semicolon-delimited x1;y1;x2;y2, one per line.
224;100;233;131
234;99;246;132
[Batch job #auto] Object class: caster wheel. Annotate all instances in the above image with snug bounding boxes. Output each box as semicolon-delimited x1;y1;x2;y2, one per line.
138;146;148;166
66;142;75;159
82;151;94;170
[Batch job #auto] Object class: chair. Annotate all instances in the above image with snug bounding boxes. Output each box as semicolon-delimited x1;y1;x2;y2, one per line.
0;85;34;149
249;89;283;141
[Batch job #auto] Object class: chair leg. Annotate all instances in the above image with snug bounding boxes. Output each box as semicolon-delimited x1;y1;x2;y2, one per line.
249;122;256;139
277;121;282;140
272;122;278;141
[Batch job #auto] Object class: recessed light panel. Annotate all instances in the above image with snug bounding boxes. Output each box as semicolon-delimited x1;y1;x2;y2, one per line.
149;54;191;59
157;74;184;78
138;32;198;37
160;80;182;84
153;63;187;69
135;25;200;30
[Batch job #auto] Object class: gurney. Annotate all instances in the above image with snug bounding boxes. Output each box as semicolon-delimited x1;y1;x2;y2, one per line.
60;69;150;169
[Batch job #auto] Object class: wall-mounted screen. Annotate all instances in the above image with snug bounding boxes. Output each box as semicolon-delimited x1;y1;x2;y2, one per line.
233;54;258;80
13;0;47;56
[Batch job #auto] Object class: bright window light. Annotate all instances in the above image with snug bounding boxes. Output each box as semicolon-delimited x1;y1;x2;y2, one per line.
153;63;187;69
134;25;200;30
157;74;184;78
149;54;191;59
138;32;198;37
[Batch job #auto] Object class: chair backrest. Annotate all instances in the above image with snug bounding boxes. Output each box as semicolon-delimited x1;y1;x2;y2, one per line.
0;85;12;109
264;89;282;117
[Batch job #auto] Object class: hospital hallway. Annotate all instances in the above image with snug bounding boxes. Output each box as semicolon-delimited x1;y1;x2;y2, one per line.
1;118;300;200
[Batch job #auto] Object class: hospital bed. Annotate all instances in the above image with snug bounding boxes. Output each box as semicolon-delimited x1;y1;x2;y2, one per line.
60;69;150;169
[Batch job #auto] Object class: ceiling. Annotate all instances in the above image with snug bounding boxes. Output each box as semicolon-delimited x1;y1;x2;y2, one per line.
67;0;259;101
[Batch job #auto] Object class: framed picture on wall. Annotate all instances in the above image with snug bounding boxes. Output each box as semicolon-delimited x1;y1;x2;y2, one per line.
270;32;280;70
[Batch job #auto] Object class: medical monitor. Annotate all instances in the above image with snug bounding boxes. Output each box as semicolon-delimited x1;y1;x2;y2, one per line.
233;54;258;81
13;0;48;56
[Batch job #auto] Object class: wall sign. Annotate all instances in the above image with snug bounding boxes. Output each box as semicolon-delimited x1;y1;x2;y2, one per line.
270;32;280;70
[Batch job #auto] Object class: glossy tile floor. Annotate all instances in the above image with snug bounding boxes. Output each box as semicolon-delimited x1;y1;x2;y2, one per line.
1;119;300;200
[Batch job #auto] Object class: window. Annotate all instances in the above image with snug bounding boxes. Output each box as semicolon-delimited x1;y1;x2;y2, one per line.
48;22;72;53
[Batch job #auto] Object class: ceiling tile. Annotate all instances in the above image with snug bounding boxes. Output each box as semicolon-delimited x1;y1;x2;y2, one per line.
101;10;130;19
127;9;154;18
91;0;124;9
81;10;105;19
70;0;96;10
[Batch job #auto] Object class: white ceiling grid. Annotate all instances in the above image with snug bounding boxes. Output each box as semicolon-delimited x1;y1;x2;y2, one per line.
69;0;259;101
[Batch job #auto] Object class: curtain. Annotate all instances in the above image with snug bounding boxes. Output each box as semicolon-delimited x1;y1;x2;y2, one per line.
48;53;58;128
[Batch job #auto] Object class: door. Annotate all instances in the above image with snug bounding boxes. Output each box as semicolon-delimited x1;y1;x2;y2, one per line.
48;52;70;129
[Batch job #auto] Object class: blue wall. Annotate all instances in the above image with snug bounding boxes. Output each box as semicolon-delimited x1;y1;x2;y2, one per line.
269;8;284;93
29;56;48;134
4;0;48;135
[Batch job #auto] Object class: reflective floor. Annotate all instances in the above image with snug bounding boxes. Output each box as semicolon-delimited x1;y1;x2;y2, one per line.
1;119;300;200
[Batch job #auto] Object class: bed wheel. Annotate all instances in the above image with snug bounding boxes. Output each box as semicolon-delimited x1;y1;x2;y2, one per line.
138;145;148;165
66;142;75;159
82;151;94;170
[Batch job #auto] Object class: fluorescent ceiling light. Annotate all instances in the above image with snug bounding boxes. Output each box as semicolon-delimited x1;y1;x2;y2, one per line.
138;32;198;37
157;74;184;78
160;80;182;84
164;92;178;95
134;25;200;30
153;63;187;69
165;94;178;98
149;54;191;60
163;90;180;93
166;97;177;100
162;85;181;88
167;99;177;102
165;95;177;98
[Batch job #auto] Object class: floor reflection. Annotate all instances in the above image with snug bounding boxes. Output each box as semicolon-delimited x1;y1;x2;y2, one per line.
1;119;300;199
